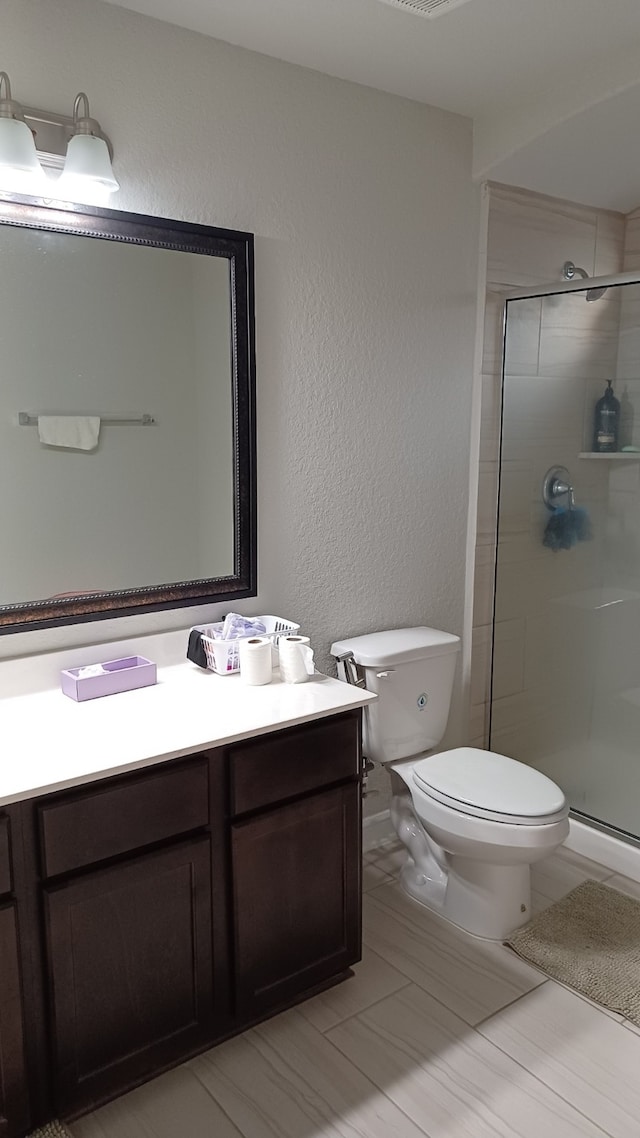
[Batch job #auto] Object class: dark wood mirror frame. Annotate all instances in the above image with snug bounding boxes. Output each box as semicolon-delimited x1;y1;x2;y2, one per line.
0;193;257;634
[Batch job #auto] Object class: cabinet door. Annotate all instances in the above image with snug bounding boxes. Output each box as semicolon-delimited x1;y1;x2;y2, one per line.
0;816;12;899
0;904;29;1138
232;783;361;1019
45;837;215;1116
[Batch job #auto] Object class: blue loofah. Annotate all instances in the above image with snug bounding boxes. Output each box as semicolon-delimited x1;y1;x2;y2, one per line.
543;505;592;551
571;505;592;543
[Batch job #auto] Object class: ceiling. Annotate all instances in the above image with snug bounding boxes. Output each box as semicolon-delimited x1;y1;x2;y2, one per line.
103;0;640;212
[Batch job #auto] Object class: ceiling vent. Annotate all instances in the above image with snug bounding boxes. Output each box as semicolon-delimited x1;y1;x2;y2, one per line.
376;0;473;17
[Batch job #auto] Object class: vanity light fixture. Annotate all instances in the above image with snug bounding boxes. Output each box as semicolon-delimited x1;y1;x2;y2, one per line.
0;72;46;193
0;72;118;204
57;93;119;202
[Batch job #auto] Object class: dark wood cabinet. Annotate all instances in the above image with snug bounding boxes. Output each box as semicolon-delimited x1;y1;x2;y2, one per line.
0;808;29;1138
0;816;12;898
230;714;360;815
38;756;210;879
5;708;362;1132
45;837;216;1116
0;905;29;1138
232;782;361;1017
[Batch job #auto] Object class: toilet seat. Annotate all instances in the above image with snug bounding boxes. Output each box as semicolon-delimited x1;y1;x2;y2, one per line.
412;747;568;826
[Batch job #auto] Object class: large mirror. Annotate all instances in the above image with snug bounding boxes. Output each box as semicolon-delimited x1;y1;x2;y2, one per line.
0;194;256;633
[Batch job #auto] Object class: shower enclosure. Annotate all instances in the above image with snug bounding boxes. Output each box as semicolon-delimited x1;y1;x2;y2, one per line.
490;268;640;845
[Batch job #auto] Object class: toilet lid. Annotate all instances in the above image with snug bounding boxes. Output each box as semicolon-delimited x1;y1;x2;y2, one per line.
412;747;567;824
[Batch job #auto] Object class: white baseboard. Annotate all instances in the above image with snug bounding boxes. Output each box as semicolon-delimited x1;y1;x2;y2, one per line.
362;809;393;853
565;817;640;884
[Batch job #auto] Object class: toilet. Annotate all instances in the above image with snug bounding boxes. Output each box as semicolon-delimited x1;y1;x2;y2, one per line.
331;627;569;940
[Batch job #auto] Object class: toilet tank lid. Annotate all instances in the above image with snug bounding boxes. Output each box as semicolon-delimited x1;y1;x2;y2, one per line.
330;627;460;667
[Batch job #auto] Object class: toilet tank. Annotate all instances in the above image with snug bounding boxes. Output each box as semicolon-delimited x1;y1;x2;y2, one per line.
331;627;460;765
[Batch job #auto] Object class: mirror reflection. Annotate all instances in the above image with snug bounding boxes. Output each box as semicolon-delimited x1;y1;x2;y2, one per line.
1;225;234;605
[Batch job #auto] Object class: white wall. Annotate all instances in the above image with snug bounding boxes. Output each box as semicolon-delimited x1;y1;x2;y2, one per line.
1;0;478;802
473;48;640;184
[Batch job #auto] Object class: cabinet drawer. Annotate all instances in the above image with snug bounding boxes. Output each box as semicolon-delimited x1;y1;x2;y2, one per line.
230;711;360;816
39;757;210;878
0;815;12;898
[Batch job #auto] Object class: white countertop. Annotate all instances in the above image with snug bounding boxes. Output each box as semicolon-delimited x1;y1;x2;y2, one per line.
0;663;375;807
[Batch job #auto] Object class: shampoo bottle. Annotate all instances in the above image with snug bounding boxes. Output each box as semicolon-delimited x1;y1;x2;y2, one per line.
593;380;620;452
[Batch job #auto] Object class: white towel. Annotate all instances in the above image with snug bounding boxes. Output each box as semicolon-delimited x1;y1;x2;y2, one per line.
38;416;101;451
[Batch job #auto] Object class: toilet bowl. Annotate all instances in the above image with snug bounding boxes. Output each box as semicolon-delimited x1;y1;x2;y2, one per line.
390;748;569;939
331;627;569;940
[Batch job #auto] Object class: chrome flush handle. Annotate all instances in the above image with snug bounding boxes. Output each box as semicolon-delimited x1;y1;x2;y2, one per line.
335;651;365;688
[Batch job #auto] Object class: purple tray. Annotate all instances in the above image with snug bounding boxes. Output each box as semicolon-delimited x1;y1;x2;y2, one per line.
61;655;157;702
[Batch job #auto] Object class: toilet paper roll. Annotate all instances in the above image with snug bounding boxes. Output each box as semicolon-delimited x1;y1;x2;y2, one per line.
278;635;315;684
239;636;273;686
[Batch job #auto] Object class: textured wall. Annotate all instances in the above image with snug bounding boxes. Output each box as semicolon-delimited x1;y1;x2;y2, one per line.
2;1;478;809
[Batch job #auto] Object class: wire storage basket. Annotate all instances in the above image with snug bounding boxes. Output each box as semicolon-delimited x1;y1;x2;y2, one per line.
197;616;300;675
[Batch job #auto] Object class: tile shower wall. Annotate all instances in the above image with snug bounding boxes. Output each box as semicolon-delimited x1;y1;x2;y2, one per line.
585;208;640;817
471;183;626;752
607;207;640;599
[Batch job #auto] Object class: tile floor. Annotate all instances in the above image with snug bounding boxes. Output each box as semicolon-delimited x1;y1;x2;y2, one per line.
70;839;640;1138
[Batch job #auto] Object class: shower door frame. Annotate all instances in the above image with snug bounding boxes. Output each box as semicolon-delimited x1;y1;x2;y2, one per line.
489;267;640;847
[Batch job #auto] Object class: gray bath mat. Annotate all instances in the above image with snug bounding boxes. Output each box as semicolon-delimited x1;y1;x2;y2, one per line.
507;879;640;1025
27;1123;73;1137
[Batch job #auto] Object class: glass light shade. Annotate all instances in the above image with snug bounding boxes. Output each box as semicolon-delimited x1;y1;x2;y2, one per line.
53;176;113;207
60;133;119;192
0;115;45;191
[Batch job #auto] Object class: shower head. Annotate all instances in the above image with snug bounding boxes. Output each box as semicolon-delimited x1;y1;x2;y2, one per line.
562;261;608;302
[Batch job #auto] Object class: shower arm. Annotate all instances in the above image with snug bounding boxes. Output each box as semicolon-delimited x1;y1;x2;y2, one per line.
562;261;588;281
562;261;607;301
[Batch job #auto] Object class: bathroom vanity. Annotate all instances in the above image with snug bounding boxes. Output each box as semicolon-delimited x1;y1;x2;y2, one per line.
0;666;374;1135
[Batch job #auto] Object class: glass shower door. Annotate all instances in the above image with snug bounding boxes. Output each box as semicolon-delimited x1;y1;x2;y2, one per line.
490;279;640;842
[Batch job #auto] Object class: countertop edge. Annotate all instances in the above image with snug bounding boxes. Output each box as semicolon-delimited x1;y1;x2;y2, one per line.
1;668;376;807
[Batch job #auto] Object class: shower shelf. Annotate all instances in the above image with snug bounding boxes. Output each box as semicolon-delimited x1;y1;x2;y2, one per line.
578;452;640;460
